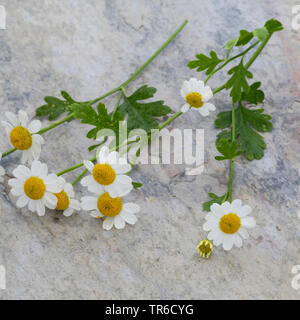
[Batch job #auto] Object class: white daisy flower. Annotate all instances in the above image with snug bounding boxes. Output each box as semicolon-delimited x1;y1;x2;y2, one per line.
8;160;63;216
54;177;81;217
81;146;133;198
203;199;256;251
1;110;44;164
180;78;216;116
0;153;5;183
81;192;139;230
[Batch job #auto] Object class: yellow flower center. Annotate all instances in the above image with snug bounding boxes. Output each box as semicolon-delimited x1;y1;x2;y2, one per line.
10;126;32;150
219;213;241;234
53;190;70;211
196;239;213;258
97;192;122;217
24;176;46;200
92;163;116;185
185;92;204;108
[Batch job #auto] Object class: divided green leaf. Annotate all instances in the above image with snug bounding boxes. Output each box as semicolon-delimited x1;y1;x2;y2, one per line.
264;19;284;34
71;102;124;140
118;85;172;132
236;30;253;46
225;60;253;102
203;192;227;212
253;27;269;41
242;82;265;104
215;139;242;161
215;105;273;160
132;182;143;189
187;50;224;75
36;91;76;120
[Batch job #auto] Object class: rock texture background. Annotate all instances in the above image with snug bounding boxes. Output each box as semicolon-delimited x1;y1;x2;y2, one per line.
0;0;299;299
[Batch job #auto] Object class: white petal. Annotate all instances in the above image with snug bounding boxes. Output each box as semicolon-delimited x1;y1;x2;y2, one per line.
114;216;125;229
13;165;31;181
110;161;131;175
238;227;249;239
36;200;45;216
203;220;217;231
16;195;29;208
103;217;114;230
69;199;80;210
180;103;190;113
8;178;23;188
105;174;132;198
64;183;74;198
233;234;243;248
5;111;19;126
32;134;44;144
83;160;94;173
45;174;62;193
39;163;48;179
28;199;37;212
81;196;98;211
28;120;41;133
204;102;215;111
44;192;57;209
31;160;42;176
223;235;234;251
240;205;252;217
123;203;140;214
18;110;29;127
63;207;74;217
120;211;137;225
87;178;105;195
11;187;24;196
98;146;110;164
202;86;213;101
198;106;210;117
90;211;103;218
1;120;13;135
242;216;256;228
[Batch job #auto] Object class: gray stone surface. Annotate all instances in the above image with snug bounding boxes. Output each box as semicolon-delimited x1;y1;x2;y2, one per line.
0;0;299;299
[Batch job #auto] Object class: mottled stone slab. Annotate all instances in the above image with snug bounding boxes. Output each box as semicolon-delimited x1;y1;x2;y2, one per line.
0;0;299;299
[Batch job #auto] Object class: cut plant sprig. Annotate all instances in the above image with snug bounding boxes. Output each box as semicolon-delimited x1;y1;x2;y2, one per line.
190;18;284;211
2;19;188;160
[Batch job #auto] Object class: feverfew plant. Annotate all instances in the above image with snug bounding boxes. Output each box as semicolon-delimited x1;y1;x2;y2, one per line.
0;18;284;258
187;18;284;254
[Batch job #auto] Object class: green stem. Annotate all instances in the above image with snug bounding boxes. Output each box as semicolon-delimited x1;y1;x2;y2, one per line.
158;111;183;130
2;113;74;159
72;169;88;186
89;19;188;105
111;90;124;120
205;41;260;84
228;101;236;203
245;33;272;69
57;155;96;176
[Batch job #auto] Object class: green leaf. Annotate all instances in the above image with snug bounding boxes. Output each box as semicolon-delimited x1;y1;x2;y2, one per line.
187;50;223;75
118;85;172;132
215;139;242;161
36;91;76;120
202;193;227;212
242;82;265;104
224;37;238;58
132;182;143;189
264;19;284;33
236;30;253;46
215;105;273;160
253;27;269;41
225;60;253;102
71;102;124;139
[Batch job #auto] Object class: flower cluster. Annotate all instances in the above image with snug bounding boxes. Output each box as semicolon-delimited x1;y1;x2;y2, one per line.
0;18;283;259
81;146;140;230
